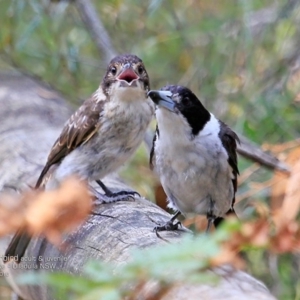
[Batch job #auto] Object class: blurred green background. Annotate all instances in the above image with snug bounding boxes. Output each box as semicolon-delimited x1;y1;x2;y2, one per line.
0;0;300;299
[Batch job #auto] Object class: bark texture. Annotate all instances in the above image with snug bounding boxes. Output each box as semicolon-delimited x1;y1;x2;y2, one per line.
0;72;276;300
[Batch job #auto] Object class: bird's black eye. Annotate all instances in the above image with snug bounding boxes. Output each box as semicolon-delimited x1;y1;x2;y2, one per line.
110;66;117;76
137;65;144;75
181;97;190;106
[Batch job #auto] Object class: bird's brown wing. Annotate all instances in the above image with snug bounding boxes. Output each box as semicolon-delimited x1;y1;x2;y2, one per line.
35;96;106;188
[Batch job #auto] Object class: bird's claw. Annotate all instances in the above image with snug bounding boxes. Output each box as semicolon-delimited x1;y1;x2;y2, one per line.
112;190;140;198
154;220;181;234
94;190;138;204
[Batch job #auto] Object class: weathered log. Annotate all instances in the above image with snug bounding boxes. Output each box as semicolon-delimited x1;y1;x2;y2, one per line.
0;72;276;300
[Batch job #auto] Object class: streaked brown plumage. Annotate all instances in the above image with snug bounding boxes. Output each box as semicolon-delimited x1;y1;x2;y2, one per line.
35;96;104;188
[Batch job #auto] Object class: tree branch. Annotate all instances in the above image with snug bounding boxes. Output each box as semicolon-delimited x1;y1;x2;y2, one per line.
74;0;118;63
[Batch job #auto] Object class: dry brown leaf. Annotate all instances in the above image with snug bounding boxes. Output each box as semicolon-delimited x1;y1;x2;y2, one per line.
209;243;245;269
263;139;300;153
25;177;92;244
270;222;300;253
240;220;269;247
271;146;300;210
273;156;300;229
0;177;92;245
208;217;300;269
270;172;290;211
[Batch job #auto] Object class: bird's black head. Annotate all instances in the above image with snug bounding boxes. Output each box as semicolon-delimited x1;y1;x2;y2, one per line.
148;85;211;136
102;54;150;94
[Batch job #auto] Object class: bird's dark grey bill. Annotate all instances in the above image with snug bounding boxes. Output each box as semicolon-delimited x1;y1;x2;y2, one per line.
147;90;176;112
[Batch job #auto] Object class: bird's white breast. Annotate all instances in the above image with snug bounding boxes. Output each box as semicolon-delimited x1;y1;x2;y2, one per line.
154;110;234;217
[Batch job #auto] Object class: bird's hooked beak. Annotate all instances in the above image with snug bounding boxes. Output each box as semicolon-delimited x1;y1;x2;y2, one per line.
147;90;176;112
117;63;139;86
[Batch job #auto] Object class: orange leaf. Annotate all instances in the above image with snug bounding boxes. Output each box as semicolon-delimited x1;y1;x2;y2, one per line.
273;157;300;229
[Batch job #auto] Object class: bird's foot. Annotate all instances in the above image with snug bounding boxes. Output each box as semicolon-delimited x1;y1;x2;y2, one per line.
153;211;182;237
93;180;140;204
93;189;139;204
154;220;181;233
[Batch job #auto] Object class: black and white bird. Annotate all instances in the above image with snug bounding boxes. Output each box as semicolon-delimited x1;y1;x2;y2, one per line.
5;54;154;262
148;85;239;233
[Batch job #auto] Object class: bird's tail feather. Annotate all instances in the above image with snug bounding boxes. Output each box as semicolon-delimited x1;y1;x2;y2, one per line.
4;230;31;263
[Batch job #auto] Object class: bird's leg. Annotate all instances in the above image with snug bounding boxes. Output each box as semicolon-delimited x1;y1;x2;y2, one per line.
206;214;215;233
154;211;182;235
93;180;140;203
206;199;216;233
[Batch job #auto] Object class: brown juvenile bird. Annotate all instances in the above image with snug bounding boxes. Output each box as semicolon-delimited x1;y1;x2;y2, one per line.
5;54;154;263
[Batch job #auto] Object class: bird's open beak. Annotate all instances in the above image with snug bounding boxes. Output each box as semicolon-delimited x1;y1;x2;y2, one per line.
117;63;139;86
147;90;176;112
